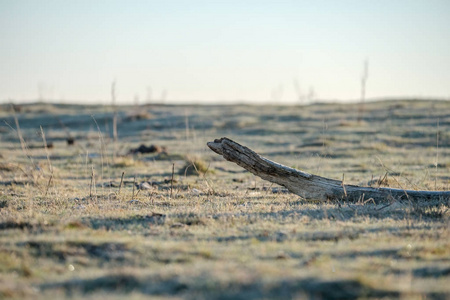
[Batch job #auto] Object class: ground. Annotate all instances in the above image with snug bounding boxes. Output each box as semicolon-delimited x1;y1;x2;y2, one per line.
0;99;449;299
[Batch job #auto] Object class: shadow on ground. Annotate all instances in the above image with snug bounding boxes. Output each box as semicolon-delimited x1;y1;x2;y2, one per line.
39;273;410;300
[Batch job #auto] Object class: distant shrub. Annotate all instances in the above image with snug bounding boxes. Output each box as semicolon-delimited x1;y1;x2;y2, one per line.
125;110;153;121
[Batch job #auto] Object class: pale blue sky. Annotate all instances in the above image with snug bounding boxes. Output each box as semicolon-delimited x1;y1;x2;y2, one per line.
1;0;449;104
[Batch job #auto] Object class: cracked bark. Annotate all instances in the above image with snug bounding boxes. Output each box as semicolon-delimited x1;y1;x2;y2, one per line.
207;137;450;203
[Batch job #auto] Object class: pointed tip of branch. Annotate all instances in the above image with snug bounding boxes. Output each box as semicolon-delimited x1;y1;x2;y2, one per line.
207;137;228;155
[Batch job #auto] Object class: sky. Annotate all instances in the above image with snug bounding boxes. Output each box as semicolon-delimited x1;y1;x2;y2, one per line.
1;0;449;104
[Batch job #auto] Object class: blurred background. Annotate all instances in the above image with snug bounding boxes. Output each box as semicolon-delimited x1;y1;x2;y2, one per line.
1;0;449;104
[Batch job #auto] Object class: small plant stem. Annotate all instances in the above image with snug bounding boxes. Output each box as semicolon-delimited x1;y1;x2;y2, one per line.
40;126;53;174
90;167;94;198
132;175;136;200
342;173;347;199
91;115;107;196
12;105;27;157
44;174;53;197
201;163;215;195
40;125;54;197
265;182;274;195
85;150;89;178
10;105;38;183
118;171;125;195
170;163;175;198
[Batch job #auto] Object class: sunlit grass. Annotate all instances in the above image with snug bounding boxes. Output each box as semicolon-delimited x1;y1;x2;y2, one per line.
0;99;448;299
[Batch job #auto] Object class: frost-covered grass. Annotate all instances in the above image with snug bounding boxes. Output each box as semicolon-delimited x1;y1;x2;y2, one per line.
0;99;449;299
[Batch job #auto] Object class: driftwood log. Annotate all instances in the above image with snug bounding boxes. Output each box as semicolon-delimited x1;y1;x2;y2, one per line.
207;137;450;203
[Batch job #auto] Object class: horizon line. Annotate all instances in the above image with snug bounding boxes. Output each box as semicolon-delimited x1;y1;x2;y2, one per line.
2;96;449;107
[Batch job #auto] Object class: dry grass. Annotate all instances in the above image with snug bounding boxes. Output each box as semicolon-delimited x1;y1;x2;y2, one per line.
0;99;449;299
179;155;211;176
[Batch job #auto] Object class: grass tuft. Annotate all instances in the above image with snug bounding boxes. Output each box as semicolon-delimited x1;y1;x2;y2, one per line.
179;155;211;176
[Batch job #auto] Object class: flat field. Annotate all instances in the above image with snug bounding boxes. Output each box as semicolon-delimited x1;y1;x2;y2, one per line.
0;99;449;299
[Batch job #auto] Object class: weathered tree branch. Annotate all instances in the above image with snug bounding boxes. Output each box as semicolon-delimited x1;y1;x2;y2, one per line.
207;137;450;203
